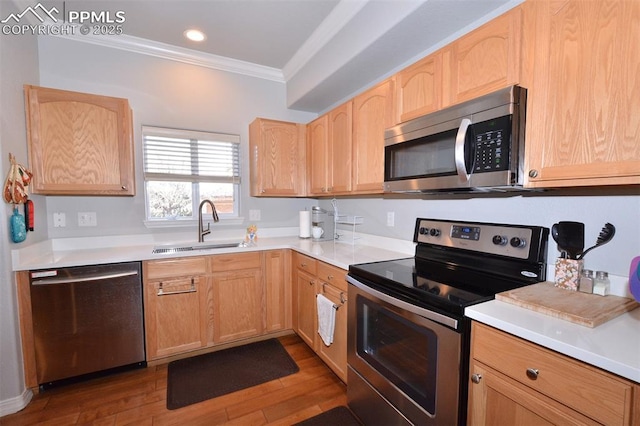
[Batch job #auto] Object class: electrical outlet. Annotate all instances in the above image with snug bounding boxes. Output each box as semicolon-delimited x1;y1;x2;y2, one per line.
53;212;66;228
78;212;97;227
386;212;395;227
249;209;261;221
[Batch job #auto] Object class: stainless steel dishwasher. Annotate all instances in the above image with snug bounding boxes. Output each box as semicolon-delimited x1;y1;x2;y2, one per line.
30;262;146;388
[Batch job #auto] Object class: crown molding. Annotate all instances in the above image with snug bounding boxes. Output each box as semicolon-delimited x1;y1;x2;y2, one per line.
51;32;285;83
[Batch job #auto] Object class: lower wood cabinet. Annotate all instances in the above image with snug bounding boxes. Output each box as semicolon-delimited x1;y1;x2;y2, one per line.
468;322;639;426
292;252;348;382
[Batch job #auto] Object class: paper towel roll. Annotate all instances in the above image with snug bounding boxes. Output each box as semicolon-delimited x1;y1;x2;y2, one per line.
299;210;311;238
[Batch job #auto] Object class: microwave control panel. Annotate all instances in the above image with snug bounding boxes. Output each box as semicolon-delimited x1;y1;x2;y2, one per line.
472;115;511;173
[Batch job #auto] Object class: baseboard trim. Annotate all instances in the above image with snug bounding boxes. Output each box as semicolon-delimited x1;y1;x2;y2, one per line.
0;387;33;418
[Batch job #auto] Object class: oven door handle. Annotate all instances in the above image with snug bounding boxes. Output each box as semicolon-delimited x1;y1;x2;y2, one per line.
347;276;458;330
454;118;472;183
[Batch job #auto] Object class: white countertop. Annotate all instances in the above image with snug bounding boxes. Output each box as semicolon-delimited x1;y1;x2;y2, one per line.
466;300;640;384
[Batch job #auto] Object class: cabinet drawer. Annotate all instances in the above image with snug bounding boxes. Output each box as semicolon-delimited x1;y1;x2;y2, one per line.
293;252;317;275
210;252;261;271
318;280;348;310
472;322;633;426
145;256;207;280
317;262;347;292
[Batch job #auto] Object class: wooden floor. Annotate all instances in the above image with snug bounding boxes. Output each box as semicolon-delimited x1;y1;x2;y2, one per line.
1;335;347;426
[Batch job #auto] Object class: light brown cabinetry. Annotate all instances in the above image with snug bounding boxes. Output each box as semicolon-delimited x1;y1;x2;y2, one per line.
447;7;522;106
264;249;291;332
249;118;306;196
468;322;638;426
24;85;135;196
211;252;264;343
144;257;209;360
395;53;443;123
524;0;640;187
307;102;353;195
292;252;348;382
352;79;395;194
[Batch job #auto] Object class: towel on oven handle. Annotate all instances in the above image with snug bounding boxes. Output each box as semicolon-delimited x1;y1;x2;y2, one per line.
316;293;336;346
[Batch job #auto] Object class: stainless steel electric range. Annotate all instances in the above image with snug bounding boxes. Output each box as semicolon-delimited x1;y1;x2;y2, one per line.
346;218;549;426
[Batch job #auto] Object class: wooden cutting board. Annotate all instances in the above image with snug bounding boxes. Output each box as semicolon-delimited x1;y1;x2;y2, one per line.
496;282;639;328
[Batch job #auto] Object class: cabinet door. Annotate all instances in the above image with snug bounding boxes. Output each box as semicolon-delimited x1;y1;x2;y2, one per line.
447;7;522;105
249;118;306;196
525;0;640;187
352;79;394;194
145;276;208;360
307;115;330;195
328;101;353;194
24;85;135;196
395;52;442;123
212;268;264;343
468;361;597;426
295;269;317;348
316;281;348;383
264;250;290;332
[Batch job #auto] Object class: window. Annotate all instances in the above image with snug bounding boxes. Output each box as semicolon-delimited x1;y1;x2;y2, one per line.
142;126;240;223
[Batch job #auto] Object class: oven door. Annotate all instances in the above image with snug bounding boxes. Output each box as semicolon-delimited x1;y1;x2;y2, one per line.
347;276;462;426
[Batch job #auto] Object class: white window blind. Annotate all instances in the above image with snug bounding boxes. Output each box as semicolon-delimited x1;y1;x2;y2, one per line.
143;126;240;184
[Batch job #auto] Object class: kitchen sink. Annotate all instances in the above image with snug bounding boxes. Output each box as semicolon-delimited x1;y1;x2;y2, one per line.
152;241;245;254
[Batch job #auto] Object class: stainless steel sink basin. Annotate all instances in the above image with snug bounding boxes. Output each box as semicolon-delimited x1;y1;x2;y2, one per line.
152;242;244;254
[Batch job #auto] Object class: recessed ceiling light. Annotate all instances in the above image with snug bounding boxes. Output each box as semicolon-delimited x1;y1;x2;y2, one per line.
184;29;206;42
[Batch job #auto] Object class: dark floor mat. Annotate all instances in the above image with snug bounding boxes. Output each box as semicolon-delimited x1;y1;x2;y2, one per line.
166;338;299;410
294;406;362;426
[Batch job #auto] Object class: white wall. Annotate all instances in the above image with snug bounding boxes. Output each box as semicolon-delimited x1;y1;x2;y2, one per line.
0;0;44;414
37;36;318;238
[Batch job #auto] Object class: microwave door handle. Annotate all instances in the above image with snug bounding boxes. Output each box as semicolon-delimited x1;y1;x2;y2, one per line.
454;118;472;182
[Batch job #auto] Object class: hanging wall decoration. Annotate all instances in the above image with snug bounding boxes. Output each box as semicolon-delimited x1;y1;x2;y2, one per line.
4;153;33;243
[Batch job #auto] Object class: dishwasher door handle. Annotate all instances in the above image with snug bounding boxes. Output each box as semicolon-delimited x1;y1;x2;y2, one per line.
32;270;139;285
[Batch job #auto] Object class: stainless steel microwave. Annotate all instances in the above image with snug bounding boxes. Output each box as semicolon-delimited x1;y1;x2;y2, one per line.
384;85;527;193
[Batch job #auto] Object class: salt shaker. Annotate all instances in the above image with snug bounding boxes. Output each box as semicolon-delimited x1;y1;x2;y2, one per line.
592;270;610;296
579;269;593;293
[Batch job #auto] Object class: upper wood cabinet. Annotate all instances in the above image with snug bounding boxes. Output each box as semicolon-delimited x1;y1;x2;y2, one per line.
447;6;522;106
352;79;395;194
24;85;135;196
524;0;640;188
395;52;442;123
307;101;353;196
249;118;306;197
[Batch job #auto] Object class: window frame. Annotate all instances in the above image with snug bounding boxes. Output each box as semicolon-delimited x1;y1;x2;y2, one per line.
141;125;241;227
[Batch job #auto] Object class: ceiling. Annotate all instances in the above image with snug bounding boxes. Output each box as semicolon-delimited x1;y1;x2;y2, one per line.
43;0;518;113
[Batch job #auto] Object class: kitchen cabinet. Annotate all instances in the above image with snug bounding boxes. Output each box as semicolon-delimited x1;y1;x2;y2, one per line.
143;257;209;360
395;52;443;123
314;262;348;383
211;252;264;343
307;102;353;195
249;118;306;196
264;250;291;332
352;79;395;194
23;85;135;196
446;6;522;106
292;252;348;382
523;0;640;188
468;322;638;426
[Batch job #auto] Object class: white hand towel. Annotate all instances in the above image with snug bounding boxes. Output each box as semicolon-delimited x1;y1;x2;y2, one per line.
316;293;336;346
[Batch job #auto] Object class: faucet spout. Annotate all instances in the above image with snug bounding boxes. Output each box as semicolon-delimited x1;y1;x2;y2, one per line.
198;199;219;242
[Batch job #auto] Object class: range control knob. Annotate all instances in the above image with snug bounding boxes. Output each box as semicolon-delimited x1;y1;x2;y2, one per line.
429;228;441;237
510;237;526;248
492;235;508;246
419;227;428;235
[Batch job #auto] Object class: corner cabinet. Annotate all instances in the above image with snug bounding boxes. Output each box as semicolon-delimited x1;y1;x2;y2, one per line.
524;0;640;187
468;322;639;426
24;85;135;196
249;118;306;196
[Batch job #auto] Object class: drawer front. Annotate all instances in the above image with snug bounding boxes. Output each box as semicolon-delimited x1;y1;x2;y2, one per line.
293;252;317;275
317;262;347;292
145;256;207;279
210;252;261;271
472;322;633;426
